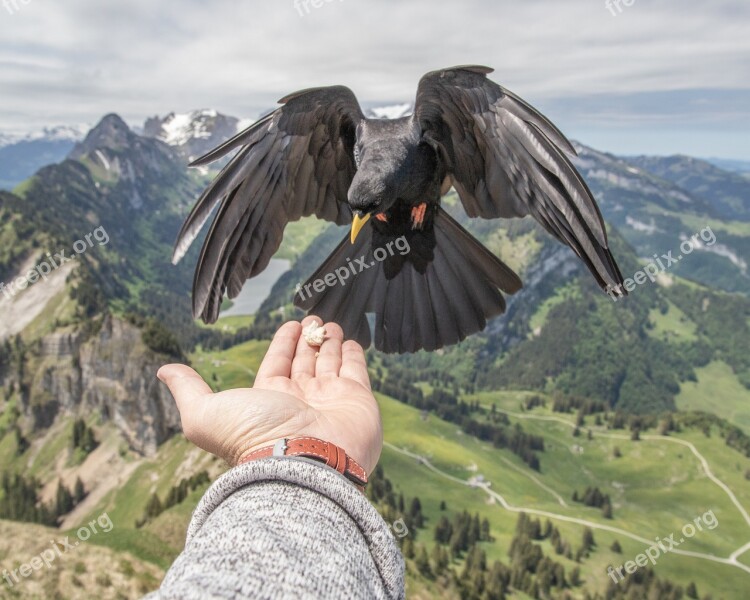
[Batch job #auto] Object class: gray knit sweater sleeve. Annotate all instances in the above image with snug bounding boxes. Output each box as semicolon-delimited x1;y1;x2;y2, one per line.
143;457;405;600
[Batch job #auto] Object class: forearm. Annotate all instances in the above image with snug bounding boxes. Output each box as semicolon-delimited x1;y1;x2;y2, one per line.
145;458;405;600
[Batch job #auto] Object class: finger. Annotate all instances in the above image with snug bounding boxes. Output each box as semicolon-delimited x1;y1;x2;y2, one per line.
291;315;322;383
340;340;371;390
255;321;302;383
157;364;213;414
315;321;343;378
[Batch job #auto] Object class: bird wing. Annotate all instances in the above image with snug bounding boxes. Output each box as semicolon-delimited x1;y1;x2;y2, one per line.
173;86;364;323
414;65;623;293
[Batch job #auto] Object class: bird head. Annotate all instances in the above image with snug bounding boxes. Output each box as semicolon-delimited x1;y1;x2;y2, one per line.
347;141;405;242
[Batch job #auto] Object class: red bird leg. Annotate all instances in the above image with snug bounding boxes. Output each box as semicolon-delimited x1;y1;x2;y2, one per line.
375;213;388;222
411;202;427;229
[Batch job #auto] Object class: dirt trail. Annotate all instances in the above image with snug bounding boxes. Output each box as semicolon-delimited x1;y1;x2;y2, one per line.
385;441;750;575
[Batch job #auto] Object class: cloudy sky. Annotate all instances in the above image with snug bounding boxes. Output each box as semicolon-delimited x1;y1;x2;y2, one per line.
1;0;749;158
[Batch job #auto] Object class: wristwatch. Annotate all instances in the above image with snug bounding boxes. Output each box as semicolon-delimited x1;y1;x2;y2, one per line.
239;436;368;490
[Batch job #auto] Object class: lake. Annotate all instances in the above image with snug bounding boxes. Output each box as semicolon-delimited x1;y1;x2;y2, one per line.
220;258;291;317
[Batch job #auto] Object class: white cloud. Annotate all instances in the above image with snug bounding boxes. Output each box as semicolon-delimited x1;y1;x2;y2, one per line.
0;0;748;156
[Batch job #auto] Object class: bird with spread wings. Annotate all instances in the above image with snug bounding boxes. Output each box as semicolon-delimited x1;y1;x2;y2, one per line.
172;65;625;353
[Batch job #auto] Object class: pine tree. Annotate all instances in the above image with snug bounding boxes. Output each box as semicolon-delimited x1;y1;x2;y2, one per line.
73;477;85;503
486;561;508;600
515;512;528;535
165;486;181;509
686;581;698;599
434;516;453;544
610;540;622;553
430;543;448;573
145;492;163;519
13;427;29;456
554;537;565;555
409;497;424;527
542;519;552;539
582;527;595;552
81;426;97;452
469;513;481;545
402;537;415;559
72;419;84;449
415;545;432;577
481;517;492;541
55;480;74;518
449;535;463;559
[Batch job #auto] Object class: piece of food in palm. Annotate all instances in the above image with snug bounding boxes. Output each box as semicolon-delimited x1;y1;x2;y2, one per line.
302;321;326;346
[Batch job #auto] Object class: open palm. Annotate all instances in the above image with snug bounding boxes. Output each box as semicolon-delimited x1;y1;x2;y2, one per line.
157;317;382;474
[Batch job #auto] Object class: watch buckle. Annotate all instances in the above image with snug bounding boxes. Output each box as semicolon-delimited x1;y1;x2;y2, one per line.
273;439;289;457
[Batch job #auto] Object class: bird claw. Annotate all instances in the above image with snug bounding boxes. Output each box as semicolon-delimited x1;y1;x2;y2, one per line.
411;203;427;229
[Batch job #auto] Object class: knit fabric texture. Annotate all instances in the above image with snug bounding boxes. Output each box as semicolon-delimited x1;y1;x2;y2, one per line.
143;457;405;599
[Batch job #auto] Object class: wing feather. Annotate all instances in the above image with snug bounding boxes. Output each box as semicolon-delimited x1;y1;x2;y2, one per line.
415;66;624;295
174;86;365;323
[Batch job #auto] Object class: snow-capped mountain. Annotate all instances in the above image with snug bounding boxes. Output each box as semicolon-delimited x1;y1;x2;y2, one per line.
366;103;413;119
0;125;89;190
0;133;14;148
0;124;89;149
142;109;247;161
139;102;416;166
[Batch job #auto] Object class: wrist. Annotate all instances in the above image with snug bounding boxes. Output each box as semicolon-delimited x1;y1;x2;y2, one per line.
237;436;369;490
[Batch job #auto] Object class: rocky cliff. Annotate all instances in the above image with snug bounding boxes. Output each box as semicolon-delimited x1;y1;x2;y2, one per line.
25;315;180;455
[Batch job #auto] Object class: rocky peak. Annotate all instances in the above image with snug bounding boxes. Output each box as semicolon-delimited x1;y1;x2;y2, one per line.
65;113;183;202
142;109;242;161
68;114;134;159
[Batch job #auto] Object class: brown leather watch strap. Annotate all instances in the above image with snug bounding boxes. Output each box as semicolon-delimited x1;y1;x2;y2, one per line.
239;437;368;489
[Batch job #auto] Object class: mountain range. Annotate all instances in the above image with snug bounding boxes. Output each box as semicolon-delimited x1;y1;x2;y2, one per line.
0;108;748;599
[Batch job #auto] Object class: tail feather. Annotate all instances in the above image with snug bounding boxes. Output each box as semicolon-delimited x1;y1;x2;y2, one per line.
408;265;438;351
438;229;506;320
294;207;522;353
295;232;379;348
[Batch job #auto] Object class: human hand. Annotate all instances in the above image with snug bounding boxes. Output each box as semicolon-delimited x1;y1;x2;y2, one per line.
157;316;382;474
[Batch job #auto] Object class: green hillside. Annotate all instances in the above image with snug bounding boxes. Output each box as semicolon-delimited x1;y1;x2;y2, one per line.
1;115;748;598
100;336;745;599
676;361;750;434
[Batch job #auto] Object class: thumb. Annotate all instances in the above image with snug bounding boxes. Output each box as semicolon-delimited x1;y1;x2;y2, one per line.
157;364;213;415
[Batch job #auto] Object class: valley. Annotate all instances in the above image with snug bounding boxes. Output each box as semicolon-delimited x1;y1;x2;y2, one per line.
0;109;748;598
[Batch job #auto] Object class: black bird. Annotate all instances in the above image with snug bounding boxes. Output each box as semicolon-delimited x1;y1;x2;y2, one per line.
173;65;625;353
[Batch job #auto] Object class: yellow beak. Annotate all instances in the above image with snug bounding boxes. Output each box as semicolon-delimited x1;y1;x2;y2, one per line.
350;212;371;244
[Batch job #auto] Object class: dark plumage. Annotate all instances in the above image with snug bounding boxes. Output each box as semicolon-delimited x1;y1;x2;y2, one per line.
173;65;625;353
